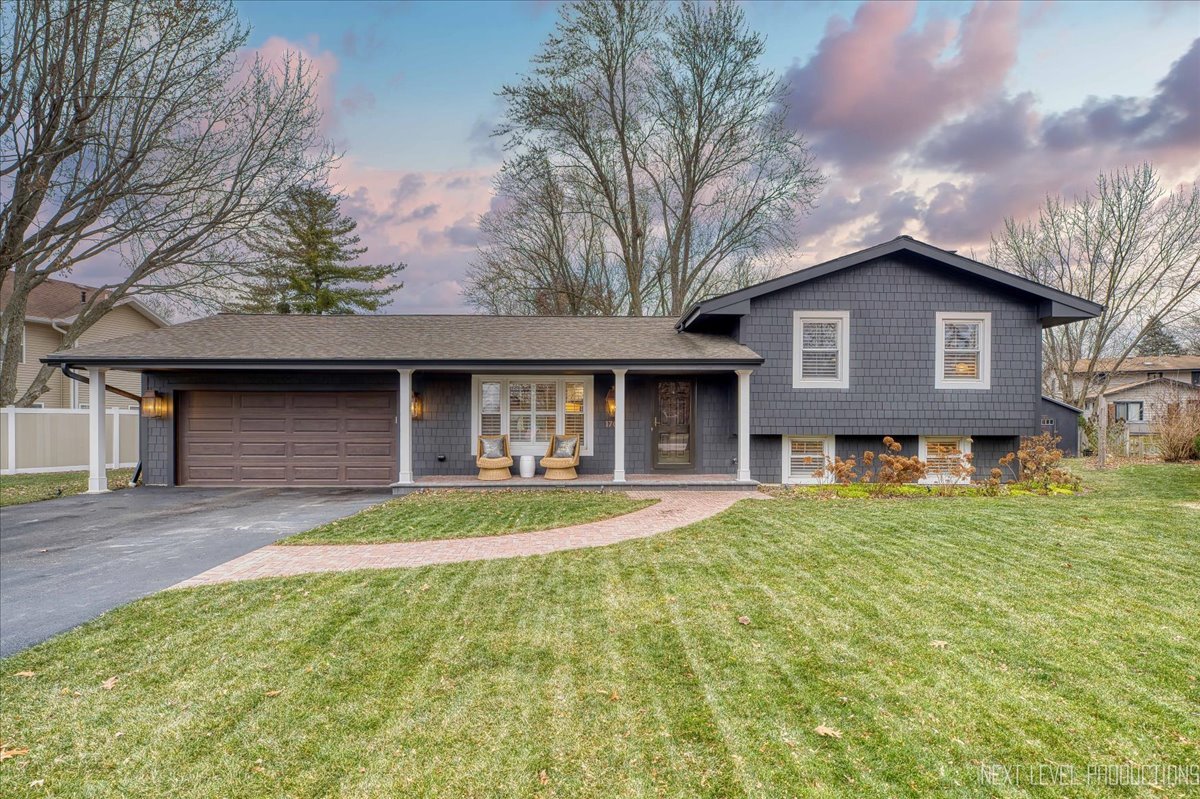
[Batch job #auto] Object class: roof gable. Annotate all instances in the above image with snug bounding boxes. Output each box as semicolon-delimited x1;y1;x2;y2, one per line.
1;278;169;328
678;236;1103;331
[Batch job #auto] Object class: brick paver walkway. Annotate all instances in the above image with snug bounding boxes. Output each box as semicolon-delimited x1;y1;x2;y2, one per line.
175;490;765;587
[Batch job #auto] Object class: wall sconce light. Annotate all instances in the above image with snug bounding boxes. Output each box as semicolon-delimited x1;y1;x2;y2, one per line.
141;390;168;419
605;386;616;419
410;392;424;421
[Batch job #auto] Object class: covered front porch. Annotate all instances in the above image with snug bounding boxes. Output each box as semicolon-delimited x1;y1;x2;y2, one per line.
400;366;755;492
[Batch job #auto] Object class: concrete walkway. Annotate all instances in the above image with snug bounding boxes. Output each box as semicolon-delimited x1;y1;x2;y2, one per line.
175;489;765;586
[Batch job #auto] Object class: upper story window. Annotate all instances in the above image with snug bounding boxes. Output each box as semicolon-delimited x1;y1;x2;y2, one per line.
792;310;849;389
1146;371;1163;380
935;312;991;390
1192;370;1199;387
472;375;594;457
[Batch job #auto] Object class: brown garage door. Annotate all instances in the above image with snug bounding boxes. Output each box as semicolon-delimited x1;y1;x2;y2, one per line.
177;391;397;486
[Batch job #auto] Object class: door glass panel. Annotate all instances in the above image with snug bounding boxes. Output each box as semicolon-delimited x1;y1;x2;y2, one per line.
654;380;693;468
657;432;690;465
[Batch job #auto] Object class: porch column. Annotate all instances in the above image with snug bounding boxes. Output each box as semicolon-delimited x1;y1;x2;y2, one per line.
87;367;109;493
397;368;414;484
612;369;627;483
736;369;752;482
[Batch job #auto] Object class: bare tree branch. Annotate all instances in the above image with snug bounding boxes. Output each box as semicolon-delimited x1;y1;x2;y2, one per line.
0;0;334;405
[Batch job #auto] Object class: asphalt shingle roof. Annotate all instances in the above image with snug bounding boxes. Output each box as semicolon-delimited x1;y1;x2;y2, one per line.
45;313;762;366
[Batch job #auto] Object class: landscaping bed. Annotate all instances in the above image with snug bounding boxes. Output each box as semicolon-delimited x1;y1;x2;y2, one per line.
278;489;658;545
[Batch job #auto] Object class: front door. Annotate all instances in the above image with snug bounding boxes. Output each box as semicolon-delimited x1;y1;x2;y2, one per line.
653;379;693;469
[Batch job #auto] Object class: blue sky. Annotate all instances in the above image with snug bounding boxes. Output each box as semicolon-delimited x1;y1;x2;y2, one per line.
231;0;1200;312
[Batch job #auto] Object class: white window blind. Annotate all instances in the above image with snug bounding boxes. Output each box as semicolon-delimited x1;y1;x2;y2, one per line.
924;437;964;476
942;321;981;379
790;439;827;480
801;321;840;380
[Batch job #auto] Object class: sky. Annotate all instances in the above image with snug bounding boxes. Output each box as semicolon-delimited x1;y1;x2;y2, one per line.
229;0;1200;313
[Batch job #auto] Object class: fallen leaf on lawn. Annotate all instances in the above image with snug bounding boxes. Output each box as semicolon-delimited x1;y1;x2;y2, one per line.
814;725;843;739
538;769;549;785
264;690;282;697
29;779;45;787
737;615;751;625
609;690;620;702
101;676;119;690
0;747;30;760
931;640;948;650
13;671;36;678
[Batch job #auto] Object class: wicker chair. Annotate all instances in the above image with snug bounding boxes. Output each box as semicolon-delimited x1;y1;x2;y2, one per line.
540;434;581;480
476;434;513;481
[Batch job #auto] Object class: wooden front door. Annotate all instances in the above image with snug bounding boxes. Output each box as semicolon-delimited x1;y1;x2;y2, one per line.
653;379;693;469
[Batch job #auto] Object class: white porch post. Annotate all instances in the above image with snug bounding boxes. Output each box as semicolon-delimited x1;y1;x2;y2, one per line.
735;369;752;482
87;367;109;493
612;369;627;483
397;368;414;484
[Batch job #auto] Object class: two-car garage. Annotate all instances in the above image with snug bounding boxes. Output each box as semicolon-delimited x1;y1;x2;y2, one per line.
175;390;397;486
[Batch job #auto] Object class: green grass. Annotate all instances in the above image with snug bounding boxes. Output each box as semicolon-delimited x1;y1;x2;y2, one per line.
1;463;1197;797
0;468;135;507
280;489;658;545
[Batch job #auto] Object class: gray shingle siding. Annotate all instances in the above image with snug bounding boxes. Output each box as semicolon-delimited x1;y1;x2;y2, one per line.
410;372;736;477
1039;398;1081;456
740;253;1041;437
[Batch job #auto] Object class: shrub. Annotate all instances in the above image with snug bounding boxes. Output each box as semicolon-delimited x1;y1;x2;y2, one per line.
1016;432;1079;491
1152;401;1200;462
874;437;927;488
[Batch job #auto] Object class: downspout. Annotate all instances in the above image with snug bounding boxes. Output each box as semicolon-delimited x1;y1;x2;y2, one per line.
61;364;144;485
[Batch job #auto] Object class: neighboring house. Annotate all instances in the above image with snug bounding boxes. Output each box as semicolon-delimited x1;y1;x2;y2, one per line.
1;279;169;408
1070;354;1200;398
1084;376;1200;439
1039;396;1083;456
43;237;1102;490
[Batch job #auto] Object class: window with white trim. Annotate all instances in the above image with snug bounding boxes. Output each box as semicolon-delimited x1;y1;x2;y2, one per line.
935;312;990;389
918;435;972;483
781;436;835;484
792;311;849;389
471;375;594;456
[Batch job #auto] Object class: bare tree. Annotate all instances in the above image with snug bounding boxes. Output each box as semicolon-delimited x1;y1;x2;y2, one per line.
990;164;1200;409
0;0;333;405
477;0;821;317
466;151;625;316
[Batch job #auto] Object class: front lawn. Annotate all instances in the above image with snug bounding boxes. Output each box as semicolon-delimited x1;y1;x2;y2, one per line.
1;464;1197;797
279;489;658;545
0;468;135;507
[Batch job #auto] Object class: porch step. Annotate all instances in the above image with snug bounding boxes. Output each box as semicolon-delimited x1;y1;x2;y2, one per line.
392;476;759;496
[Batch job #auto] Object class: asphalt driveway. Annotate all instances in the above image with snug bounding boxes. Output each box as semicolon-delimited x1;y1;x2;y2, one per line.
0;487;388;657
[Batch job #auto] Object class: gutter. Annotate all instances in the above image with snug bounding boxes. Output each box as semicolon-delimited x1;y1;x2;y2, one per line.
60;364;144;487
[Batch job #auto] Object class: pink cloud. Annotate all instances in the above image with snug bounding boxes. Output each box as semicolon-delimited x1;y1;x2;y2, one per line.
784;0;1020;173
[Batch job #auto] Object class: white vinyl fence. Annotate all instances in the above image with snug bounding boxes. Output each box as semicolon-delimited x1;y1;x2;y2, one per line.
0;407;139;475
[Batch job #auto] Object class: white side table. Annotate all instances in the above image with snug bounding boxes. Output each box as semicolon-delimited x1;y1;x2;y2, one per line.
519;455;536;479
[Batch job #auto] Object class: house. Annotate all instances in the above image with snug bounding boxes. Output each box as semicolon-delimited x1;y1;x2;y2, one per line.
1069;355;1200;441
1070;354;1200;396
41;237;1102;492
2;278;169;408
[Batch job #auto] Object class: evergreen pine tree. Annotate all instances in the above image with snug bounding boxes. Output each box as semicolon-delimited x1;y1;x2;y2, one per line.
238;187;404;314
1134;319;1183;356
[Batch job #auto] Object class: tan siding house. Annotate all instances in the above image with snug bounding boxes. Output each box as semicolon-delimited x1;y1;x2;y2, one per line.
5;280;168;408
